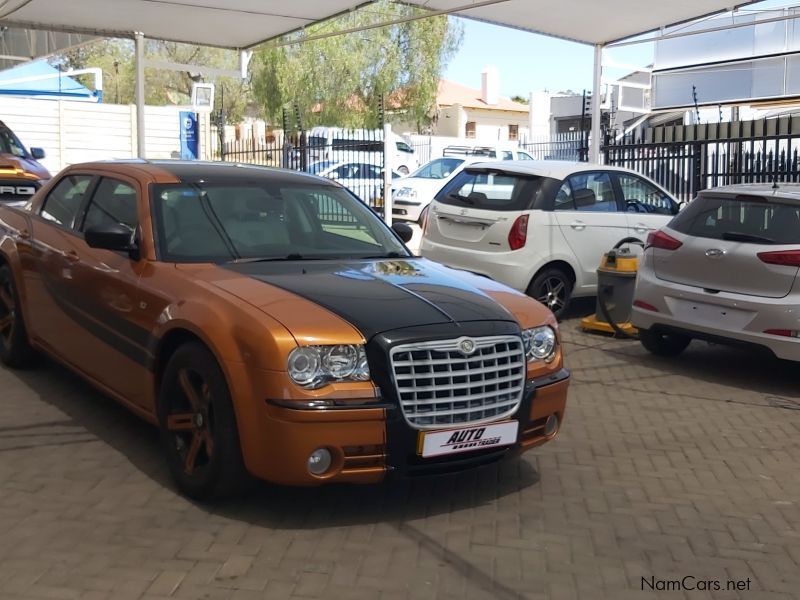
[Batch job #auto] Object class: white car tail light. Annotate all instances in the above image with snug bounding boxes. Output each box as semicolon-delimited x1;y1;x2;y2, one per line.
508;214;528;250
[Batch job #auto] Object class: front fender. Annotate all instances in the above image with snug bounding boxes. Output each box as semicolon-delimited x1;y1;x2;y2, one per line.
148;296;295;372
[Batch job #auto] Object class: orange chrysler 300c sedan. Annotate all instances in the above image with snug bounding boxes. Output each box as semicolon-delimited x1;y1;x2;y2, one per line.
0;160;570;499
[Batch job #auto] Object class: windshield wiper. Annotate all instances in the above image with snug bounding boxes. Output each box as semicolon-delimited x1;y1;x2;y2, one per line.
721;231;775;244
356;251;408;259
446;192;473;205
230;253;311;263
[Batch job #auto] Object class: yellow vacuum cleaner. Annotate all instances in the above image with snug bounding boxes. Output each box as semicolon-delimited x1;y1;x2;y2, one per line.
581;237;644;337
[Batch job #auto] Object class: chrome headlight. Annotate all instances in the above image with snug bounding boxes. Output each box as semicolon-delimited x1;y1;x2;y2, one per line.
521;326;557;362
288;345;370;389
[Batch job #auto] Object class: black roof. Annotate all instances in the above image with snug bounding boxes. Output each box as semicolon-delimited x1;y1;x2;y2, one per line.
147;160;335;186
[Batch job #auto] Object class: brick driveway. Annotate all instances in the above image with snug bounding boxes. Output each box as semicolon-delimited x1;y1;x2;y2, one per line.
1;317;799;600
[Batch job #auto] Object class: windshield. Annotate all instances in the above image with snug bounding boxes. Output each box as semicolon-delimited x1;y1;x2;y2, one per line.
152;181;410;263
0;126;28;158
410;158;464;180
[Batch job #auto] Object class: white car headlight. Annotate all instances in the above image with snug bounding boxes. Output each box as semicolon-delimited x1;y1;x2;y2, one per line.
521;326;557;362
288;345;370;388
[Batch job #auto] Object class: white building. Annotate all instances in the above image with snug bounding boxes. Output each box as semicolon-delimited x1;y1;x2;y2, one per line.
434;67;530;141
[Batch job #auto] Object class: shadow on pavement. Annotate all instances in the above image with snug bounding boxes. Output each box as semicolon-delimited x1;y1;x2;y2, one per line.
10;355;542;526
561;307;800;406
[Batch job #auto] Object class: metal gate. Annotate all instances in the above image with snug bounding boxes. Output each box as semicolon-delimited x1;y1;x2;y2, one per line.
604;116;800;203
212;100;388;213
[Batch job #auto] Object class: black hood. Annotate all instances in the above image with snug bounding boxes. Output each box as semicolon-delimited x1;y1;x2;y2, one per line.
223;257;516;339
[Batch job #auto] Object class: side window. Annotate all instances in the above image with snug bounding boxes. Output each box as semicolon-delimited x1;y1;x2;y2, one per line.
81;178;139;234
396;141;413;153
501;151;514;160
518;152;534;160
554;182;575;211
617;174;677;216
40;175;92;228
566;172;619;212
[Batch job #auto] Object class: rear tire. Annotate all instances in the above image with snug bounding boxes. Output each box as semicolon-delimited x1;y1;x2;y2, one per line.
527;267;573;318
639;329;691;357
0;264;35;368
157;342;250;501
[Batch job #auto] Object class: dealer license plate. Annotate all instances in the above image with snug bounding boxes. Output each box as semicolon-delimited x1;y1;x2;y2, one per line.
418;421;519;458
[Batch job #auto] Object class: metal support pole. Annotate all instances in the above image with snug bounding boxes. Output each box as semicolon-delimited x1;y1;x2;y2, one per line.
589;43;603;164
383;123;393;226
135;32;146;158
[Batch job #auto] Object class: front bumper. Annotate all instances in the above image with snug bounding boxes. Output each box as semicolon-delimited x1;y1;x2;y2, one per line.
392;199;425;222
245;368;569;486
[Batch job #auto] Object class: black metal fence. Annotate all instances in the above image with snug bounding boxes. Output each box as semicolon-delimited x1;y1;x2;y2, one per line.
604;116;800;203
216;128;388;212
211;101;388;212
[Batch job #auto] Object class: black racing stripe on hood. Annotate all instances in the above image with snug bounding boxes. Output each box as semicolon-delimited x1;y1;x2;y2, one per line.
222;258;516;340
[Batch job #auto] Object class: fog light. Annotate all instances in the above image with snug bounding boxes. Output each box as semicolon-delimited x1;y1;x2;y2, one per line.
307;448;332;475
544;415;559;437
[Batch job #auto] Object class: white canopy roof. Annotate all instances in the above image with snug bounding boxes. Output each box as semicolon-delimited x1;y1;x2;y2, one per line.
0;0;761;49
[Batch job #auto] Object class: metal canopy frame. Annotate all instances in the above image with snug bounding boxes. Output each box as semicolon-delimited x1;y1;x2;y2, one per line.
0;0;769;160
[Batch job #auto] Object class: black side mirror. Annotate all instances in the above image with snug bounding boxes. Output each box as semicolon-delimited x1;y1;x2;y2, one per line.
392;222;413;243
85;224;137;255
30;147;46;160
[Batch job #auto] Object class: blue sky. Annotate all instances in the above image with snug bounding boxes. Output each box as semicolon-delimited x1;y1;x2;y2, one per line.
443;0;791;98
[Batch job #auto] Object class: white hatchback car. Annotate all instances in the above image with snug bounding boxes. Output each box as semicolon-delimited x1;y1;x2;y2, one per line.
633;184;800;361
419;161;679;316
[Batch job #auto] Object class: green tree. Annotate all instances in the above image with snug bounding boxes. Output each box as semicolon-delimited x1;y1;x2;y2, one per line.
55;39;250;121
510;95;529;104
252;1;462;129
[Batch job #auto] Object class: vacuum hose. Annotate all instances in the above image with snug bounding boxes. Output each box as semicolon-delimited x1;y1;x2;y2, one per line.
597;237;644;339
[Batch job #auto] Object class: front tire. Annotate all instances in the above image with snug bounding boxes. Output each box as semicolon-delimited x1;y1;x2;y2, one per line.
527;267;573;318
639;329;691;357
0;264;35;368
157;342;249;501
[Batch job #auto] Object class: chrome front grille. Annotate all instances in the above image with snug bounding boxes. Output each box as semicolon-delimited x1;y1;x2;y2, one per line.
389;335;526;430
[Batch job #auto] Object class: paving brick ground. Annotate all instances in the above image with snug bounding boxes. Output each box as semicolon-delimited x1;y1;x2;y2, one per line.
1;315;799;600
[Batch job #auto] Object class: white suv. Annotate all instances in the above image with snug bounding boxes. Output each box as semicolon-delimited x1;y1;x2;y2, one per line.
419;161;679;316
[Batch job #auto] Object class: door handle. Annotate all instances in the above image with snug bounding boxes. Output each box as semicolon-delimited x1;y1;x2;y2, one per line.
65;251;80;263
570;220;586;231
633;223;649;233
18;229;30;240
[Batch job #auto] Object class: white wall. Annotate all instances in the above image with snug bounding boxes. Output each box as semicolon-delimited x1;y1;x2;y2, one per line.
464;108;529;142
434;105;528;141
528;91;552;139
0;96;212;174
435;104;465;137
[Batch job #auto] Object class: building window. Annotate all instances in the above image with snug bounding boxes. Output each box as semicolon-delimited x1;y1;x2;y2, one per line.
465;121;476;138
509;124;519;141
